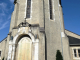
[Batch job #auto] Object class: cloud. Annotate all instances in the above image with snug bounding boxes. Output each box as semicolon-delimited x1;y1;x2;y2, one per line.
10;0;14;3
0;3;9;13
8;15;11;20
10;6;13;9
0;15;11;30
0;10;5;16
0;2;13;30
0;20;2;24
0;21;9;30
0;3;7;10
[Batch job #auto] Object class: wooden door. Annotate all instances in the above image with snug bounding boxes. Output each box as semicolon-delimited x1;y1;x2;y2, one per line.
16;37;32;60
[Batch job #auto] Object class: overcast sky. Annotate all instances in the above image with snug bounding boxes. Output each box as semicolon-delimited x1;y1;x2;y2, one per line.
0;0;80;41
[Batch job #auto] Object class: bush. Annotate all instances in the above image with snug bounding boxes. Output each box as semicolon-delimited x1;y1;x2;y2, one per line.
2;57;4;60
56;50;63;60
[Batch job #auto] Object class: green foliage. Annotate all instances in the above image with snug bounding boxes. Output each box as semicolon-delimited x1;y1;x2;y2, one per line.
2;57;4;60
56;50;63;60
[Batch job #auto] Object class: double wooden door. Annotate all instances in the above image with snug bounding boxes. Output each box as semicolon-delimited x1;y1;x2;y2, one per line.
16;37;32;60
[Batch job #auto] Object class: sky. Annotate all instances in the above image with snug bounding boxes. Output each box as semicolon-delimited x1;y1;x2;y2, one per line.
0;0;14;41
0;0;80;41
61;0;80;35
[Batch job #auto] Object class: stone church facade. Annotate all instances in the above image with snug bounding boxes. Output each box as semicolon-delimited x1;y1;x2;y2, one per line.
0;0;80;60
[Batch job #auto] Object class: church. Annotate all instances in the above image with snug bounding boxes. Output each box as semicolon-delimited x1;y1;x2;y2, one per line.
0;0;80;60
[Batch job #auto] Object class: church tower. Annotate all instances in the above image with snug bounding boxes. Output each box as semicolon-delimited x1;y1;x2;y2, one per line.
4;0;71;60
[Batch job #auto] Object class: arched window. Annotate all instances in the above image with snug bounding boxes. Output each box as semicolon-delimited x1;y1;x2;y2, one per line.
26;0;31;18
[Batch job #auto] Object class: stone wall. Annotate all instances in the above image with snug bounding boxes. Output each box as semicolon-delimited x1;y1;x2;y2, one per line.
44;0;70;60
0;38;7;60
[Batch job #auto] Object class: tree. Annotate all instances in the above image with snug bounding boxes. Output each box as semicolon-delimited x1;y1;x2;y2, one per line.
2;57;4;60
56;50;63;60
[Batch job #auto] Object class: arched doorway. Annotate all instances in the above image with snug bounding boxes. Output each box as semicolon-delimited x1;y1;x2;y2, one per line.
16;37;32;60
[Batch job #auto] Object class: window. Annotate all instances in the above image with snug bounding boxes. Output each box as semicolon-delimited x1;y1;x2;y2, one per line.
59;0;61;5
73;49;77;57
73;48;80;59
49;0;53;19
78;49;80;57
0;51;1;57
26;0;31;18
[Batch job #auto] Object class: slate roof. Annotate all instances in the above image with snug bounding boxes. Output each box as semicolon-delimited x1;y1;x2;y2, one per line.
67;36;80;46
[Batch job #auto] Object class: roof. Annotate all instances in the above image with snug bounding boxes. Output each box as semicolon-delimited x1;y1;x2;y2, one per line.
0;37;7;43
68;36;80;46
65;29;80;36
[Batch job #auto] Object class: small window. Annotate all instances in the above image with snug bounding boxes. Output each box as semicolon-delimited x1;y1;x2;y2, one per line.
73;48;80;59
73;49;77;57
49;0;53;19
26;0;31;18
0;51;1;57
59;0;61;5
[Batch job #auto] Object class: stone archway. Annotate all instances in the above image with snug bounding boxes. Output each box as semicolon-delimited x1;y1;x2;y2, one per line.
7;26;39;60
8;33;39;60
16;37;32;60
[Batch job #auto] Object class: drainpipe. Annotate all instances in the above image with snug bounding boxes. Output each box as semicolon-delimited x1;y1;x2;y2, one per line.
43;0;45;29
57;0;64;58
